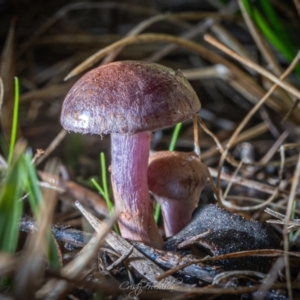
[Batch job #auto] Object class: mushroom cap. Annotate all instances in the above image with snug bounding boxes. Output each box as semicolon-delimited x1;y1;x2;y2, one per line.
148;151;208;201
61;61;200;135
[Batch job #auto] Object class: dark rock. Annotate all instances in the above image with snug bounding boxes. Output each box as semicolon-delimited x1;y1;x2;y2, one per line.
164;204;281;272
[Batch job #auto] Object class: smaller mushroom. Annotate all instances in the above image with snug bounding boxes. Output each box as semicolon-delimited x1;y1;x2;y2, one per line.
148;151;208;237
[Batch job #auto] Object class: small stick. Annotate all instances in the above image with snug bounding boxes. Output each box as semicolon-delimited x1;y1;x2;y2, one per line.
265;208;286;220
223;159;244;199
254;257;285;300
259;106;280;138
281;99;300;123
61;214;117;280
145;18;214;63
210;23;255;70
213;270;265;286
157;249;300;280
202;122;268;160
35;129;67;166
259;131;289;166
282;143;300;150
283;151;300;299
171;11;239;21
182;64;231;81
177;231;210;249
31;149;44;164
102;13;191;65
106;246;134;271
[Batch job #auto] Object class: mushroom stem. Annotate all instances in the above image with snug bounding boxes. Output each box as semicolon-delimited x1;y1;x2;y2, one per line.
111;131;163;248
158;196;198;237
148;151;208;237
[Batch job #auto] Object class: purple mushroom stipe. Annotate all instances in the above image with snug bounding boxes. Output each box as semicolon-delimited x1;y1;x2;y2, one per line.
148;151;208;237
60;61;200;248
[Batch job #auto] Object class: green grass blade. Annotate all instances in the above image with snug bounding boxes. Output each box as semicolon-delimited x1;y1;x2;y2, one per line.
241;0;300;78
0;144;26;253
252;9;294;60
91;178;105;196
168;123;182;151
91;152;113;211
92;153;119;233
23;153;43;215
7;77;20;166
260;0;283;35
22;154;61;270
154;199;161;223
48;237;62;271
100;152;110;209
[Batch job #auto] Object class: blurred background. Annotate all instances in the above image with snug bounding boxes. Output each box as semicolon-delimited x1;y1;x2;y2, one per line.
1;0;300;220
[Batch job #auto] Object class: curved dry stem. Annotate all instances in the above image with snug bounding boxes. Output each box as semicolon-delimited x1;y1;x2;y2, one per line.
255;257;285;300
102;13;190;65
182;64;231;81
206;165;222;207
259;131;289;165
282;99;300;123
157;249;300;281
213;50;300;205
171;11;240;21
202;123;269;161
282;143;300;150
145;18;214;63
197;116;240;167
192;116;221;205
217;133;285;212
220;186;280;212
35;129;67;166
205;35;300;99
223;159;245;198
213;270;265;285
210;23;255;68
64;33;229;80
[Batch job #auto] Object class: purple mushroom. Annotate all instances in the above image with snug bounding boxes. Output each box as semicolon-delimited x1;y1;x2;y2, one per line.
148;151;208;237
60;61;200;248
